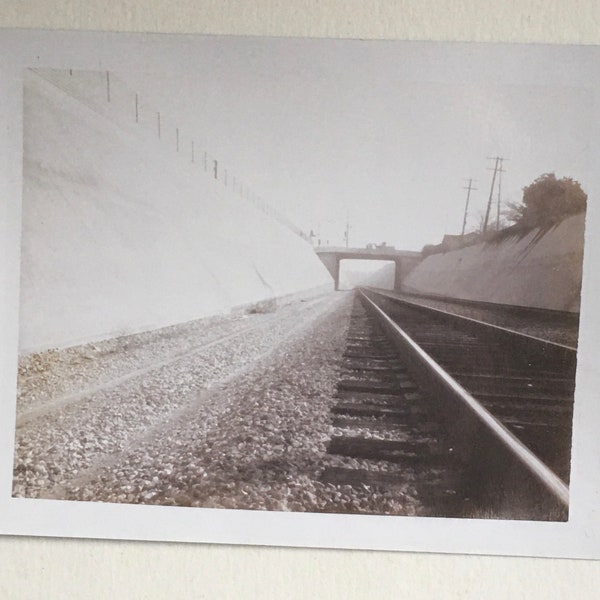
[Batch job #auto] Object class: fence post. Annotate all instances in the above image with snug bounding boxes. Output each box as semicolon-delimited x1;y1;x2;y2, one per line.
106;71;110;102
157;112;161;139
135;93;139;123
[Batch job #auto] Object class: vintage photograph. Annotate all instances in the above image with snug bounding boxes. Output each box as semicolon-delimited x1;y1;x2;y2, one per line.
2;30;599;555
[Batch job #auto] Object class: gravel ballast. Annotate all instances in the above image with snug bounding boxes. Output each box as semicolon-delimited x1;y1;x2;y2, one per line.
13;291;419;516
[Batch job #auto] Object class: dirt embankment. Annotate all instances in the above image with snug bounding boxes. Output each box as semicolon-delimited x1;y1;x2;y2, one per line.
21;70;332;353
401;213;586;312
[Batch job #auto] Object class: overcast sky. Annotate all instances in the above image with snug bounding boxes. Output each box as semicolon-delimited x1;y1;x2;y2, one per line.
119;37;595;251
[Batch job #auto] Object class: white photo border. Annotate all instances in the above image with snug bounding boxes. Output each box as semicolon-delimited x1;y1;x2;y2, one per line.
1;28;600;559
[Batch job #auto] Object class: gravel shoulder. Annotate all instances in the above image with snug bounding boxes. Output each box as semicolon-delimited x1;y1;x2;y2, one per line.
13;291;418;516
14;294;341;496
17;303;312;416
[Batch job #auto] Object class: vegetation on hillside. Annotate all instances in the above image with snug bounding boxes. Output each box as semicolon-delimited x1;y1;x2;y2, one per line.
506;173;587;230
421;173;587;256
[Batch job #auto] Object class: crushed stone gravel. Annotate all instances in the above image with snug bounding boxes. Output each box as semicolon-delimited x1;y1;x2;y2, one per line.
13;291;419;516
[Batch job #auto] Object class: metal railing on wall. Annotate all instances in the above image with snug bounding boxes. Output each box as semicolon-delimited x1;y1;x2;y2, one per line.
30;68;311;243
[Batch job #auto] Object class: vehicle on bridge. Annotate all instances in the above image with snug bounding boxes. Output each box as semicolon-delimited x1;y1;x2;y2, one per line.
366;242;395;251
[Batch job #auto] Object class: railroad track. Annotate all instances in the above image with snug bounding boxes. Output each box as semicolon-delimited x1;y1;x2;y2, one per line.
375;287;580;347
322;288;576;520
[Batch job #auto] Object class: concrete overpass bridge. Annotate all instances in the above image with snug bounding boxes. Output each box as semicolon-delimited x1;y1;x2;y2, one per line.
315;245;423;290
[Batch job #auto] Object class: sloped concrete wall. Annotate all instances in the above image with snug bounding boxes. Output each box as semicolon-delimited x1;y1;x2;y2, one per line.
401;213;586;312
20;70;333;352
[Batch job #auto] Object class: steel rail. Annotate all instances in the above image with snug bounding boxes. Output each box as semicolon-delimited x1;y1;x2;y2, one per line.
368;288;577;354
358;290;570;507
366;288;577;387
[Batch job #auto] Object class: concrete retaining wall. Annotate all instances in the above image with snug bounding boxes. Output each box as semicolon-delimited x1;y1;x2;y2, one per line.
401;213;586;313
20;70;333;352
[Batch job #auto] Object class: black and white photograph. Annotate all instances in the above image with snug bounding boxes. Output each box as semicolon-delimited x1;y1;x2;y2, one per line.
1;28;600;558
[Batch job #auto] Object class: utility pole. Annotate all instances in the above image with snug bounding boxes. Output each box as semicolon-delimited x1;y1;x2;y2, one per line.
461;178;478;236
496;158;506;230
344;211;350;248
483;156;503;233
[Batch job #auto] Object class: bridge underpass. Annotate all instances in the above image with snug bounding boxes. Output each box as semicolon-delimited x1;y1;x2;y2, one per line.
337;259;395;290
314;246;422;291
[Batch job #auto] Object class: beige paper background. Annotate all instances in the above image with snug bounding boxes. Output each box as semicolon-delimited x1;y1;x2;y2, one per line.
2;1;600;597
